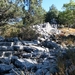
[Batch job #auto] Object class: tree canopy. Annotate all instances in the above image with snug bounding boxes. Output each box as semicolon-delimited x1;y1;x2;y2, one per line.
0;0;46;26
0;0;75;27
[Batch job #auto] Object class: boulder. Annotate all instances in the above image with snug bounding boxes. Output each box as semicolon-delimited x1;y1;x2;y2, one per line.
45;71;50;75
14;41;23;45
13;45;24;51
11;56;18;63
22;40;39;46
49;64;59;74
4;51;13;57
0;36;4;42
0;46;13;51
13;41;24;51
41;40;59;49
39;53;49;58
0;57;11;64
0;42;13;46
36;63;43;69
4;73;16;75
14;58;37;70
29;45;47;52
35;69;43;75
22;53;32;58
9;68;24;75
23;46;33;53
32;22;61;37
0;64;13;73
5;37;19;42
12;37;19;42
0;46;7;51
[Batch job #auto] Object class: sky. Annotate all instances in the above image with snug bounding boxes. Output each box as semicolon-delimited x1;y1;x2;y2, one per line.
42;0;72;11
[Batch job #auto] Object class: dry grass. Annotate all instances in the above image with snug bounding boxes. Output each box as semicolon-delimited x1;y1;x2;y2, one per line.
57;49;75;75
59;28;75;36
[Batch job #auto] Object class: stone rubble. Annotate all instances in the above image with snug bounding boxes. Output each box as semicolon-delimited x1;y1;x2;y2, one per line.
32;22;61;37
0;36;63;75
0;23;74;75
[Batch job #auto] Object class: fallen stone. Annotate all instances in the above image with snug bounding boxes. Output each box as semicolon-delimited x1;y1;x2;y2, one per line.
45;71;50;75
14;58;37;70
41;40;59;49
22;53;32;58
0;46;13;51
0;64;13;73
4;73;16;75
22;40;39;46
0;57;11;64
0;36;4;42
23;46;33;53
0;42;13;46
35;69;43;75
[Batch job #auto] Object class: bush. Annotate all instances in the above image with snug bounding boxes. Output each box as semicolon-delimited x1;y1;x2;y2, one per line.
18;26;39;40
57;48;75;75
0;24;39;40
0;25;20;38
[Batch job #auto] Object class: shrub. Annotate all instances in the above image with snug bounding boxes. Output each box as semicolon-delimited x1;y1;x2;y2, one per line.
2;25;20;38
18;26;39;40
57;48;75;75
0;24;39;40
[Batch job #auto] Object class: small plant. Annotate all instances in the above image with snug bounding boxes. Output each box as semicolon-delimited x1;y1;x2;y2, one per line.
58;48;75;75
18;26;39;40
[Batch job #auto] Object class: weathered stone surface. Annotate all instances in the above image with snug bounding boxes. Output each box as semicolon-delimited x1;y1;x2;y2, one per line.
11;56;19;63
41;40;59;49
0;42;13;46
35;69;43;75
33;22;61;37
23;46;33;53
13;41;24;51
14;58;37;70
9;68;24;75
0;36;4;42
45;71;50;75
0;46;13;51
4;73;16;75
22;40;39;46
0;57;11;64
4;37;19;42
0;64;13;73
22;53;32;58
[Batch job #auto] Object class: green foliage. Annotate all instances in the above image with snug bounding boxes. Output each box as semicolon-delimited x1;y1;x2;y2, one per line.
45;4;59;23
58;10;73;25
0;25;20;38
22;0;46;25
0;23;39;40
45;0;75;27
0;0;45;26
61;0;75;27
0;0;23;26
18;26;39;40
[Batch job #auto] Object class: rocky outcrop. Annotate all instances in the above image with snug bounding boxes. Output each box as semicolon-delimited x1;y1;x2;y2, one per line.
32;22;60;36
